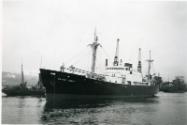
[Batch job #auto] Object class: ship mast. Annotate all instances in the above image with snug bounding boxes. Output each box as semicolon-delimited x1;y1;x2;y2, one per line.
137;48;142;73
113;38;120;66
21;64;24;84
20;63;27;88
146;50;154;79
38;57;43;89
89;29;101;73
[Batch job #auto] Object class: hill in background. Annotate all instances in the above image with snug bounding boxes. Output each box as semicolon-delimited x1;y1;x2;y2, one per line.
2;72;38;87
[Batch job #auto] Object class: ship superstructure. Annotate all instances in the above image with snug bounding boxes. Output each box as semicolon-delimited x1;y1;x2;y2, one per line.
104;38;145;86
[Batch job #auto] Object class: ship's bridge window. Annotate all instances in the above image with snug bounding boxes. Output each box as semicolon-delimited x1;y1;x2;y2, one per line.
50;72;56;75
122;78;125;84
107;67;124;70
127;81;131;85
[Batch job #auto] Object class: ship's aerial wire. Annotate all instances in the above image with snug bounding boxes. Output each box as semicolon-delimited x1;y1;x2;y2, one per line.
100;46;110;59
68;47;91;68
65;46;88;65
70;51;88;66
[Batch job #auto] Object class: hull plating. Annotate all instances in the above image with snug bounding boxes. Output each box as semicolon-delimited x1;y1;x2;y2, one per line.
40;69;159;97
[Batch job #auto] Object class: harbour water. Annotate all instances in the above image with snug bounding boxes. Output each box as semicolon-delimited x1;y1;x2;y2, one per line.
2;92;187;125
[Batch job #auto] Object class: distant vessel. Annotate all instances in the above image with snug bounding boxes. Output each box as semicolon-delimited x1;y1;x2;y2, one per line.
2;64;45;96
40;30;160;98
160;76;187;93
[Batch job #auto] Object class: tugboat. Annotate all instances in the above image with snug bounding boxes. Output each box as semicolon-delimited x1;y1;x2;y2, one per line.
2;64;45;96
40;30;160;99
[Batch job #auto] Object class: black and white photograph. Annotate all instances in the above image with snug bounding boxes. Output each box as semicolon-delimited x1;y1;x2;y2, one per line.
1;0;187;124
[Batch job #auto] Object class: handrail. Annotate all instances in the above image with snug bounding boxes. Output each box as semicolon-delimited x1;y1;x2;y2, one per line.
63;66;126;79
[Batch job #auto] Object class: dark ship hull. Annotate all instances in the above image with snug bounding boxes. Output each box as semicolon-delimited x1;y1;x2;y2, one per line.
40;69;159;98
2;86;45;97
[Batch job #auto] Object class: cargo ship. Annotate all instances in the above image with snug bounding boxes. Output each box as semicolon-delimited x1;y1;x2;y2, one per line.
2;64;45;96
40;31;160;99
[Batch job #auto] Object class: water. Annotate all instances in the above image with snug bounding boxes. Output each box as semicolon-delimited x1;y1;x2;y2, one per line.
2;92;187;125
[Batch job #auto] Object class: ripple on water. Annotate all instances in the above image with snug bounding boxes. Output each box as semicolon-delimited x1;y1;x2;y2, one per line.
2;93;187;125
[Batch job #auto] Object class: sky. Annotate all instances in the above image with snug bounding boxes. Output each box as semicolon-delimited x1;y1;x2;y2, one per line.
2;0;187;81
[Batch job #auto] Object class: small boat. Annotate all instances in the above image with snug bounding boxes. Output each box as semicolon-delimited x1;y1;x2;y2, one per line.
2;64;45;97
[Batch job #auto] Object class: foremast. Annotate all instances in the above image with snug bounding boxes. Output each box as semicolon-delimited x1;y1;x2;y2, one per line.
20;64;27;88
89;29;101;73
21;64;24;84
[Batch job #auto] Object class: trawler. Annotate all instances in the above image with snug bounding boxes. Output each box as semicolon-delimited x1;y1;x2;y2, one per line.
2;64;45;96
40;31;160;99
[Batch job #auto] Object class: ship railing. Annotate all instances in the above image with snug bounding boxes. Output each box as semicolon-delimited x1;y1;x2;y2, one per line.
65;67;89;74
103;74;126;79
63;65;142;81
61;66;154;86
63;66;106;79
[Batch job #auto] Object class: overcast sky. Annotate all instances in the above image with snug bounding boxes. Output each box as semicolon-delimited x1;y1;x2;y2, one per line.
2;0;187;81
